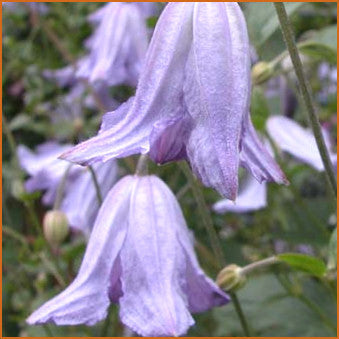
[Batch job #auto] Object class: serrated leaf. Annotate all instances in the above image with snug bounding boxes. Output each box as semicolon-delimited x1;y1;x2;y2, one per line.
278;253;326;277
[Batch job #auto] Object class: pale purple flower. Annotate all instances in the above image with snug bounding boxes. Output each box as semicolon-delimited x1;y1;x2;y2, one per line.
18;142;80;205
76;2;150;87
60;160;118;235
43;69;117;113
62;2;286;200
266;116;337;171
27;175;229;336
18;142;118;234
213;175;267;214
3;2;48;14
43;65;76;88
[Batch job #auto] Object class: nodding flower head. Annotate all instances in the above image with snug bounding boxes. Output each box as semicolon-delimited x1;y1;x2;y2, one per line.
17;142;118;235
62;2;287;200
27;175;229;336
76;2;151;87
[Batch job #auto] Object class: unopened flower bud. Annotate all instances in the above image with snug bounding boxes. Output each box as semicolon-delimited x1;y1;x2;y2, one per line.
43;210;69;247
11;179;25;200
73;117;84;134
252;61;274;85
216;264;246;292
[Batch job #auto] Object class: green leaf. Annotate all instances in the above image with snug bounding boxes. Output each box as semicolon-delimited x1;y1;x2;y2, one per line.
299;41;336;64
327;228;337;271
298;26;337;64
278;253;326;277
250;87;270;132
244;3;304;48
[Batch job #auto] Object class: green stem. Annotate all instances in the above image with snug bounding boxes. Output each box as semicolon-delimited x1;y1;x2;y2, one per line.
3;113;44;236
2;113;21;175
178;162;225;267
230;292;252;337
3;225;30;250
135;154;149;176
276;273;336;334
43;325;54;337
32;13;107;113
178;162;252;336
266;133;331;238
53;164;73;210
88;165;103;205
242;256;279;276
101;306;114;337
274;2;337;199
299;294;336;333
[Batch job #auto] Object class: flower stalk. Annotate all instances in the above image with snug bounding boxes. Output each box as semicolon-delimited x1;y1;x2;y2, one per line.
274;2;337;199
53;164;73;210
89;165;103;205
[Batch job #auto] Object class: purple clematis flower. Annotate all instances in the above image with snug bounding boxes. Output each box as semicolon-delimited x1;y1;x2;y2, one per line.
18;142;80;206
213;175;267;214
18;142;118;234
61;159;118;235
62;2;286;200
27;175;229;336
266;116;337;172
76;2;150;87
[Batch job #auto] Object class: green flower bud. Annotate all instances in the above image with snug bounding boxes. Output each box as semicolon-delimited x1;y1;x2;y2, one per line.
43;210;69;247
216;264;246;292
251;61;274;85
11;179;25;200
73;117;84;134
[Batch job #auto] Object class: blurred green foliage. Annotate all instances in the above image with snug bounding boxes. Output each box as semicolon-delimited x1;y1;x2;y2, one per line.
2;2;337;337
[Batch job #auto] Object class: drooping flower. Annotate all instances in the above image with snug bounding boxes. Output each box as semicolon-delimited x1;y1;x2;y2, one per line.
60;158;118;235
213;175;267;214
18;142;80;206
76;2;151;87
27;175;229;336
18;142;118;234
62;2;286;200
266;116;337;171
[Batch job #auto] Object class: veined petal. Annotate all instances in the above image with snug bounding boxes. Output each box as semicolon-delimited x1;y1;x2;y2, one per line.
155;179;230;313
149;111;193;164
185;2;251;200
266;116;337;171
18;142;73;176
62;2;194;166
77;3;148;87
61;159;118;234
119;176;193;337
18;142;82;205
213;175;267;214
27;176;135;326
240;114;288;184
60;98;150;165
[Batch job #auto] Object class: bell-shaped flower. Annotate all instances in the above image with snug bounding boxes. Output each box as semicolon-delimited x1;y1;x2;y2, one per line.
213;175;267;214
27;175;229;336
18;142;80;205
18;142;118;234
62;2;286;200
60;160;118;235
267;116;337;171
76;2;150;87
